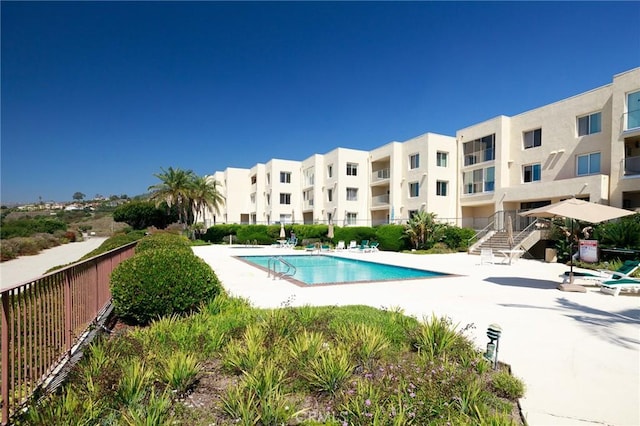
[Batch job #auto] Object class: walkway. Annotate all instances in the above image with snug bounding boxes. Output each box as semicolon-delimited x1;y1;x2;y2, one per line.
0;237;108;290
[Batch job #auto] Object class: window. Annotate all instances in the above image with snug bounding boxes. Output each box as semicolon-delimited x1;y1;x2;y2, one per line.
346;187;358;201
346;212;357;225
279;193;291;204
327;165;333;178
577;152;601;176
523;164;541;182
266;173;270;184
346;163;358;176
266;194;270;205
408;210;418;219
436;181;448;196
280;172;291;183
463;134;495;165
250;193;256;204
524;129;542;149
327;188;333;202
409;153;420;169
251;175;257;184
463;166;495;194
578;112;601;136
437;152;448;167
627;90;640;130
409;182;419;197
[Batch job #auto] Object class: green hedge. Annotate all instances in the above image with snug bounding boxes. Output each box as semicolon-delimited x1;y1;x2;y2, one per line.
201;223;472;252
134;232;192;254
110;248;221;325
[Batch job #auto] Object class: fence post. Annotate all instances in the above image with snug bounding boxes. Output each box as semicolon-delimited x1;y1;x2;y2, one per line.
64;270;73;354
2;293;10;425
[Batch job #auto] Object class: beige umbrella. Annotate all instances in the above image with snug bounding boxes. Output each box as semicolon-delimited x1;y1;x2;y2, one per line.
520;198;635;288
280;222;286;239
327;223;334;239
505;214;514;250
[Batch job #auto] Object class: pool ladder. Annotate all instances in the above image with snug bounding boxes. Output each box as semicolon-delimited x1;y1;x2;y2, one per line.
268;256;297;280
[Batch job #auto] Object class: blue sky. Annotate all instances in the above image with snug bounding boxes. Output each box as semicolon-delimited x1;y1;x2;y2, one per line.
2;1;639;204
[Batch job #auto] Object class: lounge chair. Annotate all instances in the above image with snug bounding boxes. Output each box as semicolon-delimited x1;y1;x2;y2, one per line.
305;244;317;252
600;277;640;296
320;244;331;252
335;241;346;251
480;248;495;265
368;242;379;252
348;240;358;251
562;260;639;284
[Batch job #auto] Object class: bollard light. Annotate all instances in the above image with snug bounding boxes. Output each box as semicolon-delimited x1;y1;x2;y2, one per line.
484;323;502;369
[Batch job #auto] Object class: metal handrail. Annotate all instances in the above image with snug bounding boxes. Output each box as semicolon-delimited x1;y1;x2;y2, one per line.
468;219;496;246
267;256;297;279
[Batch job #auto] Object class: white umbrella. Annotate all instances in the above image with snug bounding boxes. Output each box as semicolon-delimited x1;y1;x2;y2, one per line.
280;222;286;239
327;223;334;239
520;198;634;287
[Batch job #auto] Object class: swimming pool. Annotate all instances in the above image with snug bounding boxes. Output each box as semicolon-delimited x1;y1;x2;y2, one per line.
237;254;449;286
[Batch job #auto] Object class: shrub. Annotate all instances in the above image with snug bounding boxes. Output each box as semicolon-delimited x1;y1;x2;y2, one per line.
134;232;192;254
333;227;376;246
491;370;525;400
202;224;241;243
236;225;272;245
0;240;17;261
373;224;407;251
113;201;178;230
110;248;220;325
442;226;476;251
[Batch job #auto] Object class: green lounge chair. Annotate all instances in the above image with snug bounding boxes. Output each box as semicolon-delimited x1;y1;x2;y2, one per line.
600;277;640;296
562;260;639;284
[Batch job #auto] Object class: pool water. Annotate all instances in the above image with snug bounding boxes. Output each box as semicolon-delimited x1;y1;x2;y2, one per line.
237;255;448;285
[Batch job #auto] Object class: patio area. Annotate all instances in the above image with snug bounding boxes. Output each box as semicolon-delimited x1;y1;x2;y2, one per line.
193;245;640;426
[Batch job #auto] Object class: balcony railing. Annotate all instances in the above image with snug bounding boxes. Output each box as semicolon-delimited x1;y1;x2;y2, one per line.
1;242;137;425
371;194;390;206
624;155;640;176
371;168;390;182
623;109;640;132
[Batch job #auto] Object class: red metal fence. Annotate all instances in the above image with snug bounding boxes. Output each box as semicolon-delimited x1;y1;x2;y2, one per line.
0;242;137;425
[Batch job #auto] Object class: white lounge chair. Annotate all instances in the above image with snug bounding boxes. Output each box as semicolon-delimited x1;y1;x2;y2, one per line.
335;240;345;251
480;248;495;265
600;277;640;296
348;240;358;251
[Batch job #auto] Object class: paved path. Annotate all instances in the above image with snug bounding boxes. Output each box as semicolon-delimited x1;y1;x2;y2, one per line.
193;245;640;426
0;237;108;290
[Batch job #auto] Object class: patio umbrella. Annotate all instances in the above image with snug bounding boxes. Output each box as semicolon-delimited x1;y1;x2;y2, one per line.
506;214;514;250
280;222;286;239
327;223;334;239
519;198;634;288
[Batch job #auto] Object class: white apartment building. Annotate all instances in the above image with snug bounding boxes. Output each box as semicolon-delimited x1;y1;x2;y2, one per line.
204;67;639;229
457;67;640;230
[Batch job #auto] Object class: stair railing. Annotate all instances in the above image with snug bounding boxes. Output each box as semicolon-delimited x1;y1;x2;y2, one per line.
267;256;297;279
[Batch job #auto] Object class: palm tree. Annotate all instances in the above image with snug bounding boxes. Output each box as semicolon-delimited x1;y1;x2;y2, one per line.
148;167;196;225
404;210;445;250
190;175;225;226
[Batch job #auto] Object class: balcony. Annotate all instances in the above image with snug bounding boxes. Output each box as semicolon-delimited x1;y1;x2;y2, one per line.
371;168;390;185
303;199;314;210
371;194;390;206
623;109;640;135
624;155;640;176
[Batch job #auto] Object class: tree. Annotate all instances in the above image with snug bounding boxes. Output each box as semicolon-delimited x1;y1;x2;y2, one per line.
113;201;178;230
190;175;225;226
404;210;446;250
72;192;86;201
148;167;196;225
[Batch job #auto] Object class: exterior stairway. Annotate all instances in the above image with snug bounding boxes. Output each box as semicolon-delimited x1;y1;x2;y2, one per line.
469;231;530;258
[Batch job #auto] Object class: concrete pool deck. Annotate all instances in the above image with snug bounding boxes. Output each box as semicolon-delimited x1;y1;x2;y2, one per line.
193;244;640;426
